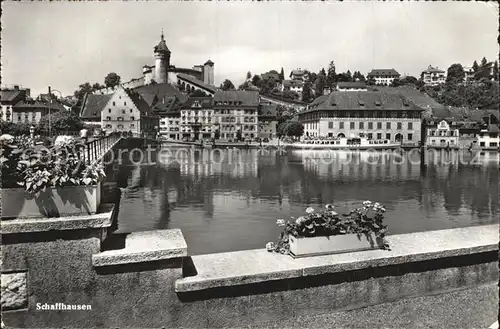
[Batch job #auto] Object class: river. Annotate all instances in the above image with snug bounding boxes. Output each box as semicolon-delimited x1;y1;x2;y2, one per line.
105;146;499;255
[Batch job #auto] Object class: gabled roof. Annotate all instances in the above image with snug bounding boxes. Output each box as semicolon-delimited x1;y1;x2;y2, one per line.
290;69;308;77
177;73;217;94
13;100;66;112
204;59;214;66
125;88;153;115
80;93;112;119
1;89;26;104
422;66;445;74
213;91;260;106
133;83;186;107
367;69;400;77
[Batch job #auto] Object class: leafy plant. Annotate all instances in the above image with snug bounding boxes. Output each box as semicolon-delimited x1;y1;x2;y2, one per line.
267;201;390;255
1;136;106;195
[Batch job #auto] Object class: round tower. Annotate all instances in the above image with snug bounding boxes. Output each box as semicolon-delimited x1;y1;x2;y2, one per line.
153;32;171;84
203;59;215;86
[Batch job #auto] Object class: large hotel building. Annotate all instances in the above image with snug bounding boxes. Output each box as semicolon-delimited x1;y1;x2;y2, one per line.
298;90;424;145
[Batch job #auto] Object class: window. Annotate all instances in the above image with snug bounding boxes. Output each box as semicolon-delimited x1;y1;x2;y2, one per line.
339;122;344;129
328;122;333;129
130;116;135;121
121;109;126;114
386;122;391;129
397;122;402;130
124;102;127;106
108;109;111;113
408;122;413;130
359;122;364;129
408;133;413;141
113;102;116;106
350;122;355;129
106;116;111;121
367;133;373;139
118;124;123;129
490;142;498;147
130;109;133;113
368;122;373;129
480;142;485;147
386;133;391;140
106;124;112;129
377;122;382;129
130;124;135;128
377;133;382;139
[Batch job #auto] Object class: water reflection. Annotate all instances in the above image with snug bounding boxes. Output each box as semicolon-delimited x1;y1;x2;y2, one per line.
106;147;499;255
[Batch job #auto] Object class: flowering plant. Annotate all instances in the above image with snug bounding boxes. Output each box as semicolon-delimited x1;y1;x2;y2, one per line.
266;201;390;254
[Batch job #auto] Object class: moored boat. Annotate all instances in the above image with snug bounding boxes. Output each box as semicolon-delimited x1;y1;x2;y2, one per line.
283;137;401;150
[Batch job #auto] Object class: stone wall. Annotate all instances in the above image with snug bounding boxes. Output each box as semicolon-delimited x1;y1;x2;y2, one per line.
1;218;498;328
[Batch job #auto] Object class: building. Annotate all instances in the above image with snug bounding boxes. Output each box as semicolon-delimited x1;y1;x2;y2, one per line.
80;94;113;126
177;73;217;97
1;85;30;122
101;86;158;134
179;97;214;140
155;96;182;140
298;91;424;145
281;80;304;94
122;33;215;89
425;119;460;148
336;82;368;92
421;65;446;86
213;91;260;140
366;69;400;86
463;66;475;84
478;124;499;150
10;100;65;125
258;103;278;140
289;69;309;82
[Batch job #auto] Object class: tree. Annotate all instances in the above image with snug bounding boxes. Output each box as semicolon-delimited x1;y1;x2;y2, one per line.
260;77;278;94
301;82;313;103
238;81;251;90
446;64;465;85
367;76;376;86
220;79;235;91
314;69;327;96
346;70;353;82
104;72;121;89
480;57;488;67
279;67;285;81
493;61;499;82
285;122;304;138
251;75;262;88
39;110;84;133
246;71;252;81
472;60;479;72
73;82;95;100
327;61;337;87
190;89;208;97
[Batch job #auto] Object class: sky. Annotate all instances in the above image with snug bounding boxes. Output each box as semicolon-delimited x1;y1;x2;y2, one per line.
2;2;498;97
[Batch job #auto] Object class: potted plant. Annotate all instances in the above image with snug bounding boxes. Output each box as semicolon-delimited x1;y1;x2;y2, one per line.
267;201;390;258
1;135;105;219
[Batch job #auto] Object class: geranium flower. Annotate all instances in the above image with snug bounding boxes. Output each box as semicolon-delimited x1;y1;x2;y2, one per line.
325;204;335;210
276;219;286;227
296;216;306;225
305;207;315;214
362;200;372;206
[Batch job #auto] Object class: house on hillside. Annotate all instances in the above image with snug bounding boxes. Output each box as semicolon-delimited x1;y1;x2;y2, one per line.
336;82;368;92
289;69;309;82
421;65;446;86
366;69;400;86
258;104;278;140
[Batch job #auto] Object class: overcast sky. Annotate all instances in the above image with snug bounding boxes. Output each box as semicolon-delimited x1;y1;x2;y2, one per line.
2;2;498;97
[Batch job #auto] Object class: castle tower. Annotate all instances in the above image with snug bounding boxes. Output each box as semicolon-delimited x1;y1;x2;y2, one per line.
153;31;171;84
203;59;215;86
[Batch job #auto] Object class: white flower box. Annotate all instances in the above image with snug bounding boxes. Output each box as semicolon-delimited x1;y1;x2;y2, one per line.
288;232;381;258
1;182;101;219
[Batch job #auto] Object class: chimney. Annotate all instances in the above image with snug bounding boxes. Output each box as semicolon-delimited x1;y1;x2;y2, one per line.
13;85;19;90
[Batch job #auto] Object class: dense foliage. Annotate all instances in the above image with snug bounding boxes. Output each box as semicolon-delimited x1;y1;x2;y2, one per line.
268;201;390;255
0;136;105;195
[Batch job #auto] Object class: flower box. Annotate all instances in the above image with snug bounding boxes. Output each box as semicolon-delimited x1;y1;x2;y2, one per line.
1;182;101;219
288;232;381;258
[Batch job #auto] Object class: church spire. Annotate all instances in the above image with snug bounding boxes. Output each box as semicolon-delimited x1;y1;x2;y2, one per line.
154;29;170;54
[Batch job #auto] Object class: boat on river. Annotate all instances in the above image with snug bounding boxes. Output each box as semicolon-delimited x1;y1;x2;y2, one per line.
283;137;401;150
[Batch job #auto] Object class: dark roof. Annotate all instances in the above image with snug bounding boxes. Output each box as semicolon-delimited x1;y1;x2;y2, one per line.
80;94;112;119
422;66;445;74
13;100;66;112
486;124;499;133
283;80;304;87
1;89;26;104
367;69;400;77
290;69;307;77
125;89;153;115
133;83;186;107
154;33;170;54
177;73;217;94
182;97;213;109
377;86;445;110
204;59;214;66
213;91;260;106
337;82;367;89
307;91;424;112
259;104;277;118
153;96;182;114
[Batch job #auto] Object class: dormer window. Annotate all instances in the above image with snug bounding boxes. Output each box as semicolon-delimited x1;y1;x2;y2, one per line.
358;99;365;106
113;102;116;106
375;101;381;107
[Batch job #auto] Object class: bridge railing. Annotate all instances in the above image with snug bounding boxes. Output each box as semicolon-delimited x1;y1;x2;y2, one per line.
75;132;122;165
